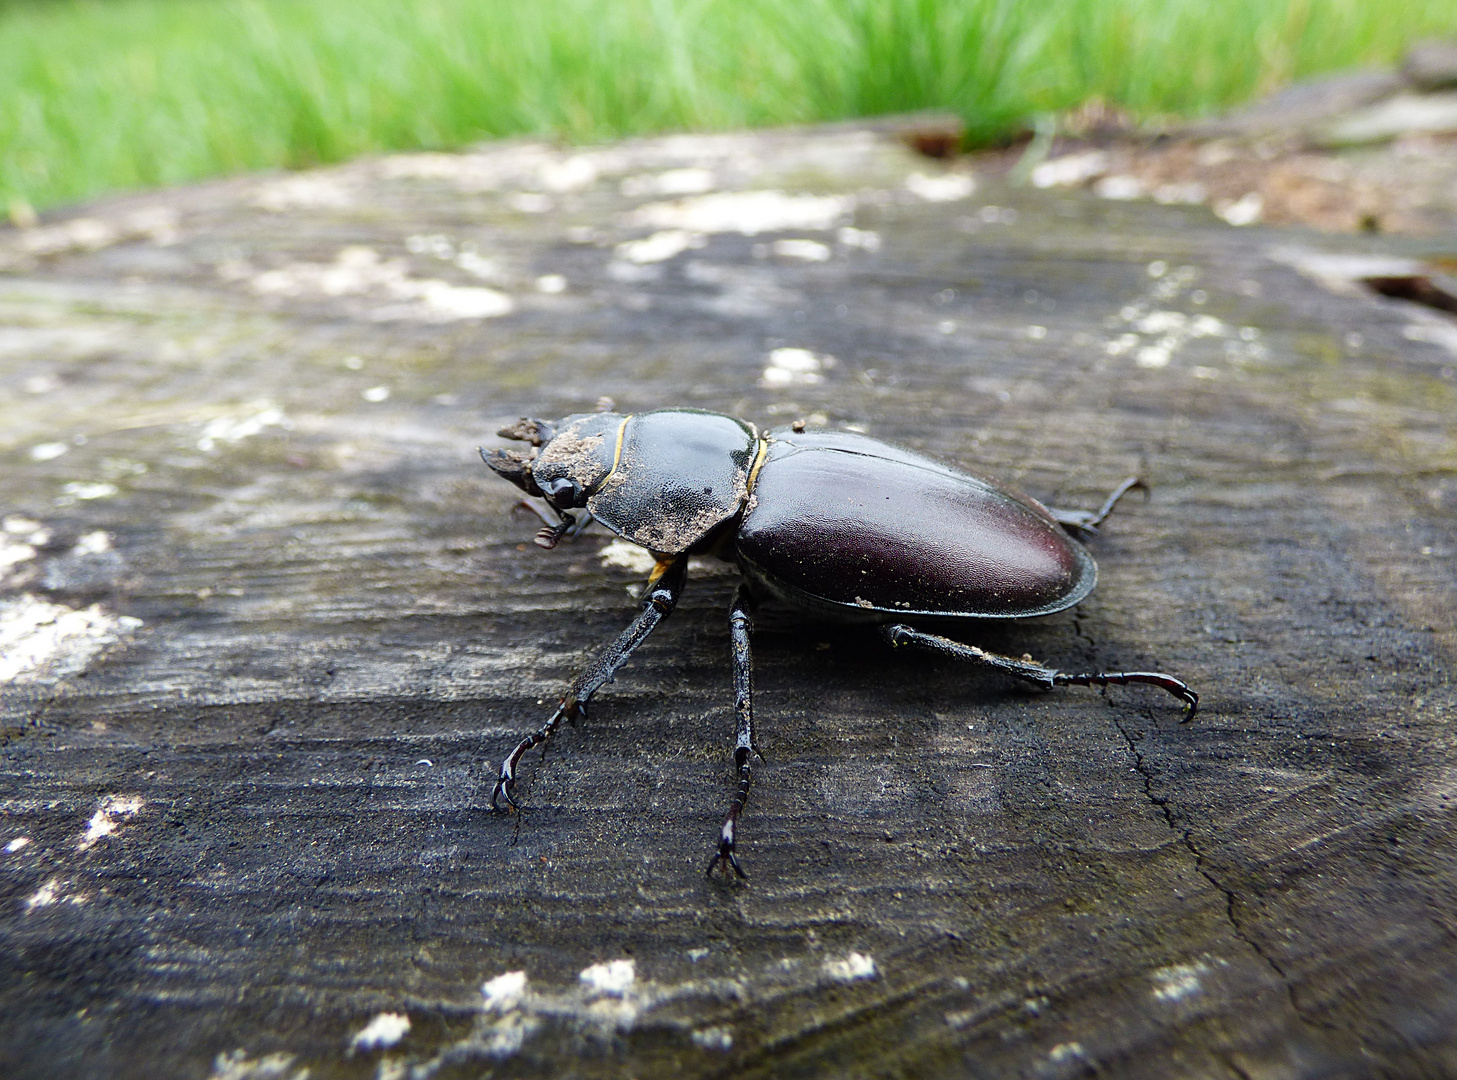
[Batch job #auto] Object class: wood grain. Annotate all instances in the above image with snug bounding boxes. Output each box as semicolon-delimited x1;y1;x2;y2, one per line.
2;125;1455;1079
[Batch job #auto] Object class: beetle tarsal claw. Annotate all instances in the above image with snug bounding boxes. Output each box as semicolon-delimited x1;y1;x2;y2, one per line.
533;524;566;549
490;773;519;813
707;826;748;881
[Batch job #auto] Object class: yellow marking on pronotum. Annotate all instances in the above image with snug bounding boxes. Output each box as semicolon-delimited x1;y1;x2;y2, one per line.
599;414;632;486
745;438;771;495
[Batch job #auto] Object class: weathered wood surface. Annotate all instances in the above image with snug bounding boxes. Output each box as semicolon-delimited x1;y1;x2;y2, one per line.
2;125;1456;1080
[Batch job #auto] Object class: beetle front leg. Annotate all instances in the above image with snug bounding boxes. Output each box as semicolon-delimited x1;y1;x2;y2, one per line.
708;585;759;881
882;623;1198;720
490;557;689;812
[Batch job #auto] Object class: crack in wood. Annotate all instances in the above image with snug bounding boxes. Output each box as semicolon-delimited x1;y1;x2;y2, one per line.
1110;715;1330;1036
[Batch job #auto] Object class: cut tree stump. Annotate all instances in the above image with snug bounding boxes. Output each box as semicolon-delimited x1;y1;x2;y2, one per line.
2;124;1455;1080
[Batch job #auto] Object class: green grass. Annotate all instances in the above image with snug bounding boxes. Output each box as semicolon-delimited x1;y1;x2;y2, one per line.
2;0;1454;213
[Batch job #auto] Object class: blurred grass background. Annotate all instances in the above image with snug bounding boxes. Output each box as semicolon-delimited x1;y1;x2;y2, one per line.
2;0;1454;213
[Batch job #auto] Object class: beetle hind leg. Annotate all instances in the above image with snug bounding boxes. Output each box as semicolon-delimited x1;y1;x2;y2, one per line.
708;585;758;881
1049;476;1147;537
882;623;1197;720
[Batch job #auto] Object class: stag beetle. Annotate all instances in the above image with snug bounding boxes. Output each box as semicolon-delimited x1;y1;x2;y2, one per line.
483;408;1196;878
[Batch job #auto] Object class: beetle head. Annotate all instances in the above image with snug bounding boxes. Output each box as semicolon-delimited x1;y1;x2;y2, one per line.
481;418;553;498
482;412;624;512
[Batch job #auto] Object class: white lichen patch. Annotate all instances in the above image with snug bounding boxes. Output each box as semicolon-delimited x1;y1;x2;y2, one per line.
823;951;877;982
1095;175;1144;200
482;970;528;1011
29;441;70;462
905;171;976;202
6;837;32;853
615;229;705;265
402;279;513;319
456;961;748;1064
620;167;716;198
1101;264;1250;373
478;971;537;1058
761;347;834;388
0;535;37;581
253;173;355;212
211;1049;309;1080
1216;192;1264;226
198;406;289;452
580;958;635;996
1031;151;1110;189
74;531;112;555
537;155;599;193
1154;181;1208;205
0;596;142;683
25;878;60;911
1404;319;1457;357
24;374;61;394
1150;961;1210;1002
78;794;145;851
4;516;49;542
772;238;831;262
1048;1042;1087;1064
0;518;49;583
599;540;658;575
350;1012;411;1051
837;226;881;251
507;192;553;214
380;149;532;190
628;191;852;236
7;208;180;259
691;1026;734;1052
57;481;119;504
249;247;512;322
405;234;502;282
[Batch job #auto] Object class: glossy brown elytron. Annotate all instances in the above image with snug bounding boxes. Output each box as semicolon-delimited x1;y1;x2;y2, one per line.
483;408;1196;878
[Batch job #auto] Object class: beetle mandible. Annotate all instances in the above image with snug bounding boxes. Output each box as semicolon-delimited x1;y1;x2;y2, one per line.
482;408;1197;878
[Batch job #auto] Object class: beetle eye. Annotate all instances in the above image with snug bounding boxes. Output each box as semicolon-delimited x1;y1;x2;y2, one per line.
541;477;586;508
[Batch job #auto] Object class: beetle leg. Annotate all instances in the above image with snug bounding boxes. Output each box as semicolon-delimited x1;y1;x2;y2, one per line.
515;497;560;529
882;624;1198;720
1049;476;1147;537
490;557;689;812
516;498;596;540
565;510;596;539
709;585;757;881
